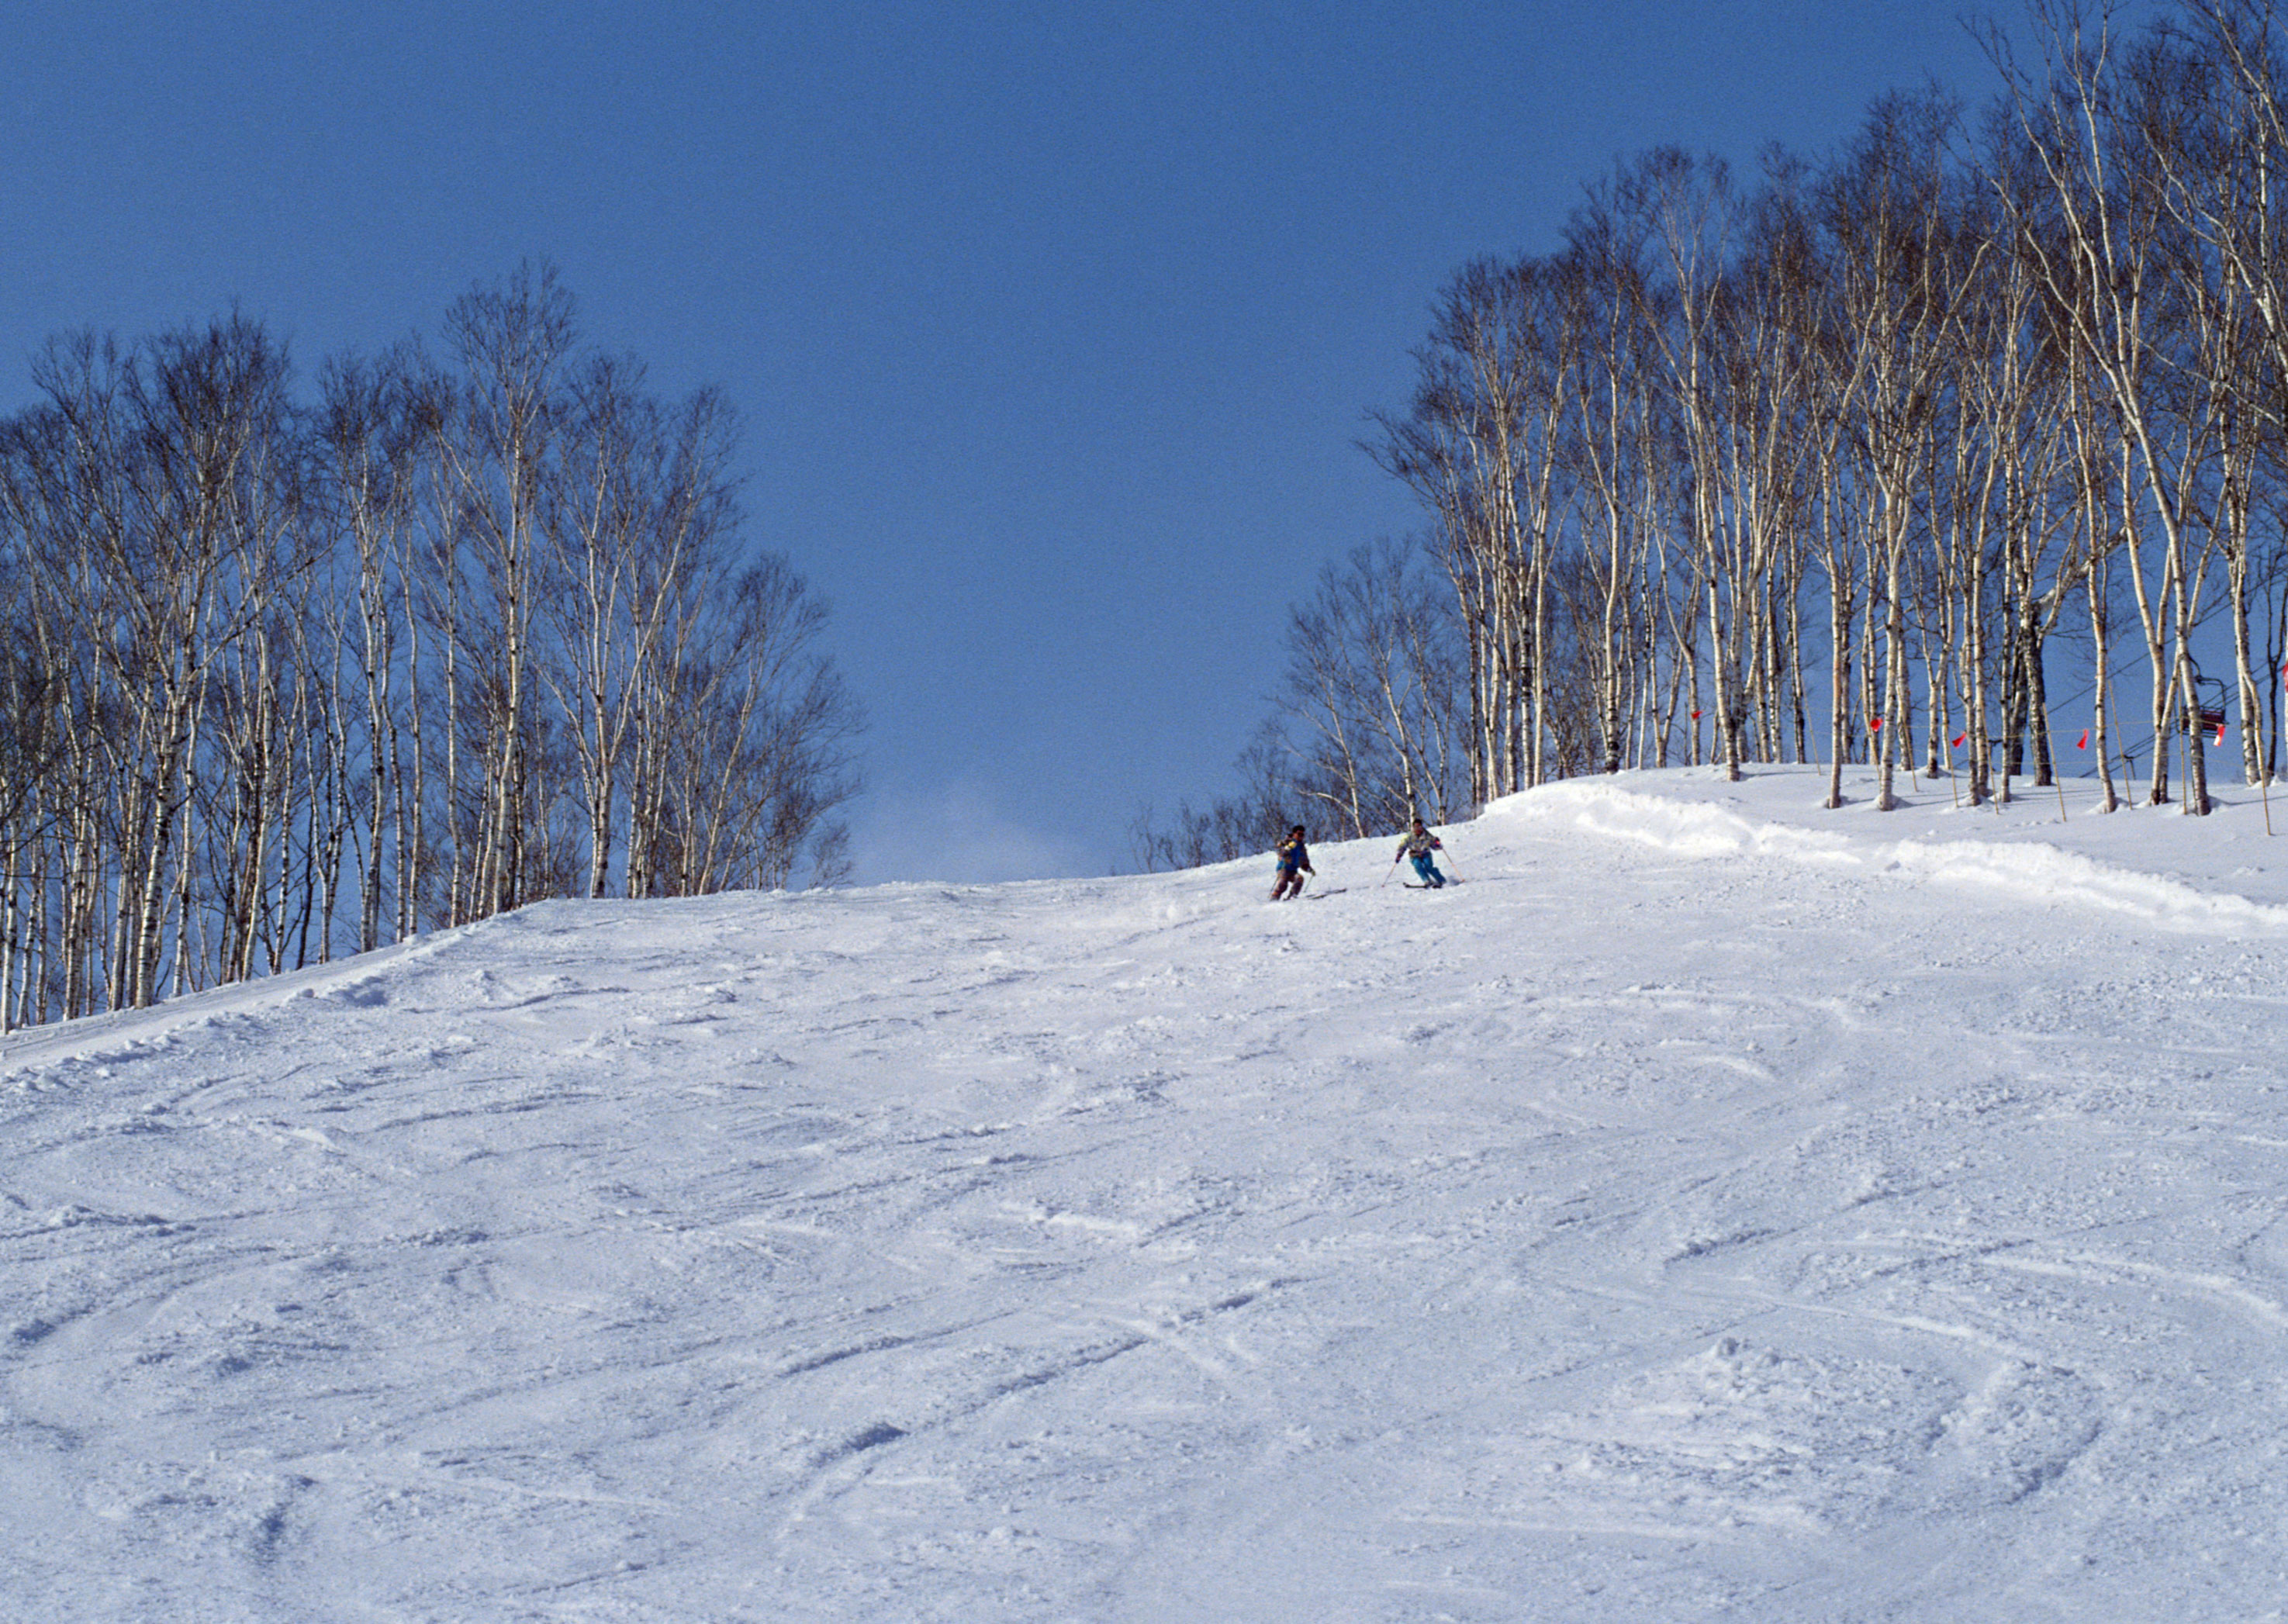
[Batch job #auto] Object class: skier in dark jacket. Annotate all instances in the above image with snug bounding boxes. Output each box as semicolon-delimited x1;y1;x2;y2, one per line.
1396;818;1447;887
1270;825;1314;900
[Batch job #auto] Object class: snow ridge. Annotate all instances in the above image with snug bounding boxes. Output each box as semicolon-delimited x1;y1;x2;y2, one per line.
1507;775;2288;936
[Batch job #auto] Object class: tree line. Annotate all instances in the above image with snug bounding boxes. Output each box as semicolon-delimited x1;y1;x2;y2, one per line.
1141;0;2288;869
0;264;859;1032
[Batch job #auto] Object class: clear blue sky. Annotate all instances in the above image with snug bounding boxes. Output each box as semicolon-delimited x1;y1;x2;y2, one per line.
2;2;2092;883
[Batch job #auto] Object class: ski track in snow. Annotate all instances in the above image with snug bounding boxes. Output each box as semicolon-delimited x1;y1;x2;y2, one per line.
5;765;2288;1619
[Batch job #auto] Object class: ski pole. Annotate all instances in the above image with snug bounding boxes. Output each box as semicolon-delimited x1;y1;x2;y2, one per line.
1381;858;1401;887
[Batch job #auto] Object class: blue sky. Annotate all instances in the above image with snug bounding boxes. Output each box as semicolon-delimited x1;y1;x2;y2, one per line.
2;2;2085;882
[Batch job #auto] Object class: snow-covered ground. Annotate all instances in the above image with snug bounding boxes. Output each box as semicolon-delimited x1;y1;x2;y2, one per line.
8;763;2288;1621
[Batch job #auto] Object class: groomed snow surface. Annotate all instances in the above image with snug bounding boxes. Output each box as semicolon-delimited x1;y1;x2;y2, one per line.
8;764;2288;1622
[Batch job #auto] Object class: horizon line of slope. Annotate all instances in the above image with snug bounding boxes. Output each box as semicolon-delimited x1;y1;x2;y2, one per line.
9;761;2280;1083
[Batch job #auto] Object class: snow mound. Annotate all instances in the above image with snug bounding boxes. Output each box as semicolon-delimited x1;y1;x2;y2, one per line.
1502;775;2288;937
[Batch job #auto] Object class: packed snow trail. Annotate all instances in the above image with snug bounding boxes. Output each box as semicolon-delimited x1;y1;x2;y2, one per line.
5;766;2288;1620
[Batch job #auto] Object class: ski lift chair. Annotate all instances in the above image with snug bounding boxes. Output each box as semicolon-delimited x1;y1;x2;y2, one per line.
2188;658;2230;737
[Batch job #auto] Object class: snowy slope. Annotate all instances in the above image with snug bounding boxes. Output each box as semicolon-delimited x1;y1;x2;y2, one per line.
6;764;2288;1622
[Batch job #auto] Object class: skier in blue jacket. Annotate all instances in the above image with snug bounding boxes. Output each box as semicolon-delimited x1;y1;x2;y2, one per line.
1270;825;1314;900
1396;818;1447;887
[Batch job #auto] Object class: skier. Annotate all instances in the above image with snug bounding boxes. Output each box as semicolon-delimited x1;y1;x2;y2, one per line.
1395;817;1448;888
1270;825;1314;900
